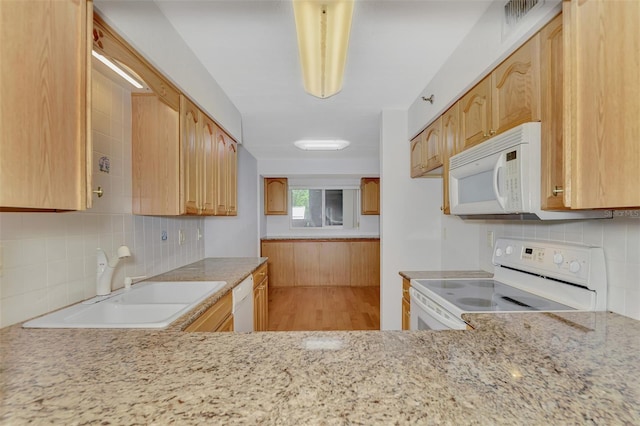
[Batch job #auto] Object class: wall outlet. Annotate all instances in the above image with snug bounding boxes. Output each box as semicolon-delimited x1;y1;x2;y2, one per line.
178;229;185;245
0;244;3;277
161;230;168;241
197;227;203;241
487;231;494;248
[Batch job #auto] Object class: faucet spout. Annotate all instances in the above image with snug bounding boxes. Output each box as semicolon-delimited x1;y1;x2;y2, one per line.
96;246;131;296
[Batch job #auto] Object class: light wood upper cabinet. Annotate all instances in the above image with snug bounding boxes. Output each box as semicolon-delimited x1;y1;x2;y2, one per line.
491;34;541;135
132;94;180;215
441;103;460;215
410;133;425;178
264;178;288;215
201;116;218;215
181;96;201;215
562;0;640;209
422;117;443;172
360;178;380;215
540;14;567;210
0;0;92;211
214;128;238;216
459;76;492;150
410;118;443;177
459;37;541;152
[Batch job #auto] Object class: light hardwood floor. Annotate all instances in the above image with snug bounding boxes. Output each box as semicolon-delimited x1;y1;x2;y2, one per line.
268;287;380;331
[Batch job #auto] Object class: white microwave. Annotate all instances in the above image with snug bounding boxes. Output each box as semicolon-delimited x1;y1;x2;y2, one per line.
449;123;610;220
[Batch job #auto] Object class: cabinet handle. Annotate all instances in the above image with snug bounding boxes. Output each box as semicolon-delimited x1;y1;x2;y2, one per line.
489;129;496;136
92;187;104;198
552;186;564;196
483;133;489;138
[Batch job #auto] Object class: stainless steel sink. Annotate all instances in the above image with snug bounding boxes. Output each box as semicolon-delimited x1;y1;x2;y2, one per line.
22;281;226;329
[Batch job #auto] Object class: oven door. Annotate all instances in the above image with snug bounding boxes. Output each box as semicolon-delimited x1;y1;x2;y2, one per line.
409;287;467;331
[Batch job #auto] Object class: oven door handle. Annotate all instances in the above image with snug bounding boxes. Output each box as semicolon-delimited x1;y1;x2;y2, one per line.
409;288;468;330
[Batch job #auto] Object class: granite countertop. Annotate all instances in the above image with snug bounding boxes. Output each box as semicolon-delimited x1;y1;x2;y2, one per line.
143;257;267;331
2;309;639;424
262;236;379;241
399;270;494;280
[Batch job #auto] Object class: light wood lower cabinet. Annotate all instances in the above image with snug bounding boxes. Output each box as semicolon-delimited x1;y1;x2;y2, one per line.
260;239;380;288
402;278;411;331
252;263;269;332
185;291;233;332
0;0;92;211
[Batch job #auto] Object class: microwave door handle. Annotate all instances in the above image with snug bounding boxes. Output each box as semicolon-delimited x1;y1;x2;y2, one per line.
493;155;507;209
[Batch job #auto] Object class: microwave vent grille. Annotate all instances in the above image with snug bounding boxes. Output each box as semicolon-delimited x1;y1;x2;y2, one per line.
450;123;540;169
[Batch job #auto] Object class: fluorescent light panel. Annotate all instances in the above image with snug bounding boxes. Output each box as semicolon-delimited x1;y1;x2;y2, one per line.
92;50;143;89
293;0;354;99
294;139;350;151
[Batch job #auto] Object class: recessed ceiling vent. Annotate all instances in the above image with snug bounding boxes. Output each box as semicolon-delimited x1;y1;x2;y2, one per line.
503;0;543;38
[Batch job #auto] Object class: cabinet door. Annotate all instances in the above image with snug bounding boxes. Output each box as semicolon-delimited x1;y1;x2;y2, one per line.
402;298;411;331
491;34;541;135
264;178;288;215
214;128;228;215
349;241;380;287
441;103;460;215
200;117;217;215
132;94;180;215
422;117;443;172
260;241;295;287
360;178;380;215
216;314;234;332
181;96;201;215
410;133;425;178
0;0;91;210
460;76;492;150
564;0;640;209
540;14;567;210
185;292;233;332
226;140;238;216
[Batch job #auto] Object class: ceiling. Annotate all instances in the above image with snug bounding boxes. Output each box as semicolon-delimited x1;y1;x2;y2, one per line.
150;0;493;160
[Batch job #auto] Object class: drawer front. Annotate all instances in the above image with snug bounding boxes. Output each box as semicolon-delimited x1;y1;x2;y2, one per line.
185;291;232;332
252;262;268;289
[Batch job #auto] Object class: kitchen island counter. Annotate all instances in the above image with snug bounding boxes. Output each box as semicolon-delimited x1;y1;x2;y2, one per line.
2;310;639;424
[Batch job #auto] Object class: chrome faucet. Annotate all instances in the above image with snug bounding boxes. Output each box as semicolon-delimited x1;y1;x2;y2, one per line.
96;245;131;296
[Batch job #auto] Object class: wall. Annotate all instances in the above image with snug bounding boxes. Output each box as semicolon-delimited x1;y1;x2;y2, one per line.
379;111;475;330
205;144;259;257
93;0;242;141
0;70;204;328
476;216;640;320
258;157;380;239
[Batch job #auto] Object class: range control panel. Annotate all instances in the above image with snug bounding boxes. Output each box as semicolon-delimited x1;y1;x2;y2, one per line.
492;238;605;288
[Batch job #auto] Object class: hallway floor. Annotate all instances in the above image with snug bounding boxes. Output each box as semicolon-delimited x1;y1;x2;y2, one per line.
267;287;380;331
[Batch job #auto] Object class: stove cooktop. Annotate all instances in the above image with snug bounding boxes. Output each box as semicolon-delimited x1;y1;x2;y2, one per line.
411;279;575;314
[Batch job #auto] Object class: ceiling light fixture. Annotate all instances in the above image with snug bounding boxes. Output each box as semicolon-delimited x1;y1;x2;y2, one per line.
293;0;354;99
294;139;351;151
92;50;143;89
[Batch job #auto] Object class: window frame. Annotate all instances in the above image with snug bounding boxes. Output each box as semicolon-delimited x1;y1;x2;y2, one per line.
289;186;359;230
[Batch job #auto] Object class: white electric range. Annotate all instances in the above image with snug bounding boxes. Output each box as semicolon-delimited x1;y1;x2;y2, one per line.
409;238;608;330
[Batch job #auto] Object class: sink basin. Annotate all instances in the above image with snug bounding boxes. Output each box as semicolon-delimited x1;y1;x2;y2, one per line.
23;281;226;329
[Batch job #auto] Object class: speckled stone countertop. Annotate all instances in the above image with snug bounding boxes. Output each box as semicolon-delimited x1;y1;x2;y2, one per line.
261;236;379;241
399;270;494;280
2;309;639;424
145;257;267;331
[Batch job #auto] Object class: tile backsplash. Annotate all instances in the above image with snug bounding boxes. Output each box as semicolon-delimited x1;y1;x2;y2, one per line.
478;216;640;320
0;70;204;327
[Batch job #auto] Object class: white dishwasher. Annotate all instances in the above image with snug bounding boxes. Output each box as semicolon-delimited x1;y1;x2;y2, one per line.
232;275;254;332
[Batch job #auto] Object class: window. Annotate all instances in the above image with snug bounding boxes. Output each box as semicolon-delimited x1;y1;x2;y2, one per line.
291;188;358;229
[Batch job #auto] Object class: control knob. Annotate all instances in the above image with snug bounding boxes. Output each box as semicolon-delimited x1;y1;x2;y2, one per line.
505;245;514;255
569;261;581;273
495;248;503;257
553;253;564;265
